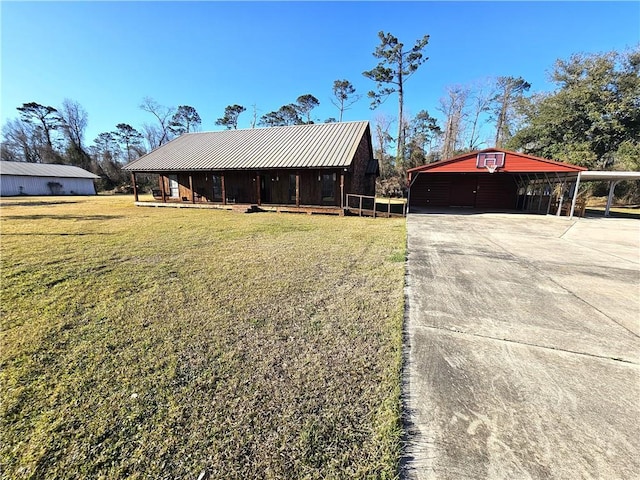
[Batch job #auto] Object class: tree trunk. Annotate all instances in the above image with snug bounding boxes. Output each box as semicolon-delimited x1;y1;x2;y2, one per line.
494;85;511;147
397;70;404;170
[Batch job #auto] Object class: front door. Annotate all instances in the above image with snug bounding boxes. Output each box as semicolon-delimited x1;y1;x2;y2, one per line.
450;176;477;207
260;175;272;203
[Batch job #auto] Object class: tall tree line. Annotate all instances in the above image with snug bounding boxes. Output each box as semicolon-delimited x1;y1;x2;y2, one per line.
2;38;637;197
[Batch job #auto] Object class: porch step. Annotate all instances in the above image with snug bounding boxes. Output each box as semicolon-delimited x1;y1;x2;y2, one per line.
231;204;260;213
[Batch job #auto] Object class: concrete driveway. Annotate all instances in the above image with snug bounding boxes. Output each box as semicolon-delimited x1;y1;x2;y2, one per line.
403;211;639;479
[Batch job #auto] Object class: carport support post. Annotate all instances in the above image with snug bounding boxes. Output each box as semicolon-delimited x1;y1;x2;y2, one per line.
189;174;195;203
544;173;553;215
536;176;544;213
555;175;566;216
605;180;621;217
556;192;564;216
295;173;300;207
131;173;138;202
569;172;582;219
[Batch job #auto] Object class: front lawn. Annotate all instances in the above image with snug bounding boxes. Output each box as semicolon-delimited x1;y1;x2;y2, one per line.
0;195;406;479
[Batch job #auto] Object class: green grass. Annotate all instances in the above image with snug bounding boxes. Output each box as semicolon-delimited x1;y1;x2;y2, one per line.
1;195;406;479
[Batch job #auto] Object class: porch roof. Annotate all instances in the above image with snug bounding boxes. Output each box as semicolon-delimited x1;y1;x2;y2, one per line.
123;121;370;172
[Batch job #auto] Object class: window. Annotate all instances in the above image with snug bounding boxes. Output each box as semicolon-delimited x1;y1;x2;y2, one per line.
168;175;179;197
289;174;297;203
321;173;335;202
212;175;222;202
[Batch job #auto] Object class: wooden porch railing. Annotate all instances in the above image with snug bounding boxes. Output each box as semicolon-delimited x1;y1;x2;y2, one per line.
345;194;407;218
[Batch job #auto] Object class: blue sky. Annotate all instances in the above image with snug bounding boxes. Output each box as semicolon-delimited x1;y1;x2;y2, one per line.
1;1;639;146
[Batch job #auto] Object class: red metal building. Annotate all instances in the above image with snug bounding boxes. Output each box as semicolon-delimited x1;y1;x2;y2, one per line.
407;149;587;213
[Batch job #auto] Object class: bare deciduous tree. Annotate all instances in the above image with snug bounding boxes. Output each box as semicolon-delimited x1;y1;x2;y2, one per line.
492;76;531;147
373;114;395;178
1;118;43;162
139;97;175;147
59;99;93;170
59;99;88;148
465;81;494;150
438;86;469;159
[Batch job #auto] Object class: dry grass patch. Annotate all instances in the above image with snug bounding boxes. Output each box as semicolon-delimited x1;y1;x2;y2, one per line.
1;195;406;479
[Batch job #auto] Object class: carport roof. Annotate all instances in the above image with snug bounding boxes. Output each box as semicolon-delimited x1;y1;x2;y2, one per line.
407;148;587;175
578;171;640;181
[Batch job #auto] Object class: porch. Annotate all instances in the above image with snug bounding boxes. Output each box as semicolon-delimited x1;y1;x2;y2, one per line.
134;198;345;215
131;169;356;211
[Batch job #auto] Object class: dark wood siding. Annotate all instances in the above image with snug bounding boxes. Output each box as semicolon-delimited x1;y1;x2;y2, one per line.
224;171;257;203
349;125;375;196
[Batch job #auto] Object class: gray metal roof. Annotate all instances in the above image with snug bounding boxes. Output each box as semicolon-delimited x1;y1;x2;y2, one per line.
122;121;370;172
0;161;100;179
579;171;640;181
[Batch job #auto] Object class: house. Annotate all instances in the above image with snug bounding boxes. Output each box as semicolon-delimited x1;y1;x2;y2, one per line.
407;148;587;215
122;121;378;214
0;161;100;196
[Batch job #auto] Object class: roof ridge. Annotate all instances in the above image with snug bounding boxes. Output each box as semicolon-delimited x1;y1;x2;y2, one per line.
189;120;369;135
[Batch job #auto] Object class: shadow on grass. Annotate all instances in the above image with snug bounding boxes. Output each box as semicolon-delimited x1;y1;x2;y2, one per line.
585;208;640;220
0;201;80;207
2;214;124;221
3;232;115;236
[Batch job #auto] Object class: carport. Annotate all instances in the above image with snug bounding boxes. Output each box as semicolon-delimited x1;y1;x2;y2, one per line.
569;170;640;218
407;149;587;214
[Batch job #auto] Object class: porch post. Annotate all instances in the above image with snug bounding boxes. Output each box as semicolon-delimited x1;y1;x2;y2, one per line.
340;172;344;210
131;172;138;202
295;172;300;207
256;173;261;206
189;174;195;203
221;173;227;205
159;174;166;203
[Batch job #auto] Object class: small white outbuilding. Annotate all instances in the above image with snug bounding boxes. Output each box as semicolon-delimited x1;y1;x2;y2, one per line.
0;161;100;196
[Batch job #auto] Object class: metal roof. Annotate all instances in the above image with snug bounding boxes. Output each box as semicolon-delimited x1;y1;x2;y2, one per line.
122;121;370;172
407;148;587;174
0;161;100;179
579;171;640;181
